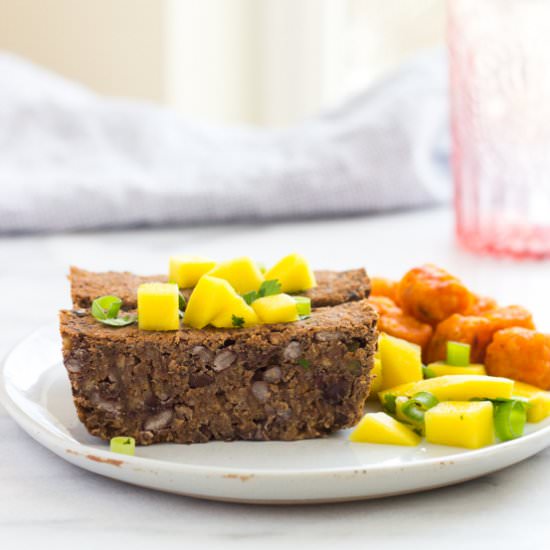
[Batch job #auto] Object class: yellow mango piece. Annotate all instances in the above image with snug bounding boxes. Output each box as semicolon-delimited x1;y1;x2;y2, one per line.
425;401;494;449
252;294;299;324
207;257;264;295
211;295;259;328
379;333;423;390
138;283;180;331
169;255;216;288
379;375;514;404
367;356;383;400
513;381;550;423
264;253;317;293
349;412;421;446
184;276;237;329
427;361;487;377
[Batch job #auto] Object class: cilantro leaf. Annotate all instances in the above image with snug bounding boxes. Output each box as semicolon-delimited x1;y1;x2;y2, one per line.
231;315;245;328
179;292;186;318
178;292;187;311
242;291;257;305
257;279;282;298
242;279;282;305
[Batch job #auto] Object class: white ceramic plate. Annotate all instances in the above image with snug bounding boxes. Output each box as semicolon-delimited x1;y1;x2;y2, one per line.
3;325;550;504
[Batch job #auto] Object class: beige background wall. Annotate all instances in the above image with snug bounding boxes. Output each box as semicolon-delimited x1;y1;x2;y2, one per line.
0;0;445;126
0;0;165;102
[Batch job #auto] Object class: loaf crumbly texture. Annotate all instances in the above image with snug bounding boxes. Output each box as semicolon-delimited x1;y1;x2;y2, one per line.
69;267;371;310
60;300;377;445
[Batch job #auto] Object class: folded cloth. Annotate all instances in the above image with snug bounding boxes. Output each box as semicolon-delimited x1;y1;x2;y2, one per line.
0;50;450;234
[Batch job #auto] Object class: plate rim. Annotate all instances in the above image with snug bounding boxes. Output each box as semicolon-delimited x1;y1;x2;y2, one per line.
3;323;550;481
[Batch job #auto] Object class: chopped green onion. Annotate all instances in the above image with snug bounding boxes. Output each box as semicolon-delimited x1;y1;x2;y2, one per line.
97;315;138;327
293;296;311;317
298;358;310;369
422;365;436;379
91;296;137;327
401;401;426;423
411;392;439;410
91;295;122;320
494;400;527;441
400;392;439;424
446;341;471;366
110;436;135;456
383;394;397;414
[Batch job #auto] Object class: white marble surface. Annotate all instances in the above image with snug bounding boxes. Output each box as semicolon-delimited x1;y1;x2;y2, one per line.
2;207;550;549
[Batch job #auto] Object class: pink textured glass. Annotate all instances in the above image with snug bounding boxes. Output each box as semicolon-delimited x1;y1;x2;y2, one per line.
449;0;550;259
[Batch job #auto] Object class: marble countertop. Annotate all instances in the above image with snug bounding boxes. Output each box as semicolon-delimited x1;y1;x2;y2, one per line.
2;208;550;549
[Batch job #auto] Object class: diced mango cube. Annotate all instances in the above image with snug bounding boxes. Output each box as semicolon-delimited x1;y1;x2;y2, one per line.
513;381;550;423
138;283;180;331
379;333;423;390
425;401;494;449
184;276;237;329
207;257;264;294
169;255;216;288
379;375;514;403
211;294;259;328
264;253;317;293
252;294;299;324
367;356;383;400
427;361;487;377
349;412;421;446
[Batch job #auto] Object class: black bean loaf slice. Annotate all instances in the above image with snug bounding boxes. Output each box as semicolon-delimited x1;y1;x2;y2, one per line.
69;266;370;310
60;300;378;445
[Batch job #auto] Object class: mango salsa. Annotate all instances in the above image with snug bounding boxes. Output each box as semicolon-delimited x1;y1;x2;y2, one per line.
426;361;487;377
207;257;264;294
378;333;423;390
264;253;317;293
425;401;494;449
252;294;299;324
211;294;259;328
184;276;238;329
138;283;180;331
349;412;421;446
513;381;550;423
379;375;514;403
168;255;216;288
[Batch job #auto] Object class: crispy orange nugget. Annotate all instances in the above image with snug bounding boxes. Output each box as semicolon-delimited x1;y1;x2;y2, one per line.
368;296;433;351
483;305;535;332
466;294;498;315
426;314;494;363
486;328;550;389
426;305;535;364
370;277;399;303
397;264;474;325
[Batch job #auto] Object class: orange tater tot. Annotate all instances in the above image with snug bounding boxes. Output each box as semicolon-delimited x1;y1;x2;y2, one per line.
486;328;550;389
397;264;474;325
465;294;498;315
483;305;535;332
370;277;399;303
368;296;433;351
426;314;494;364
